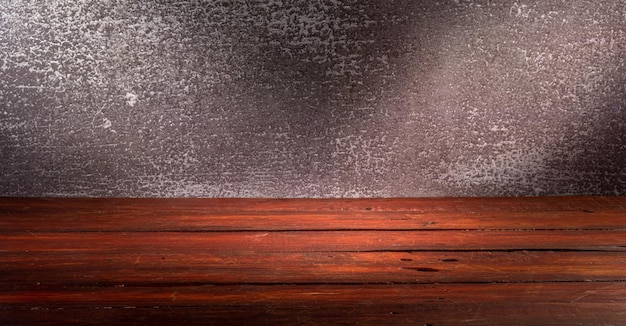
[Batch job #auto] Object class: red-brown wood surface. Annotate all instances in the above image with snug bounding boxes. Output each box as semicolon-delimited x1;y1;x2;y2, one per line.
1;196;626;325
2;283;626;325
2;197;626;232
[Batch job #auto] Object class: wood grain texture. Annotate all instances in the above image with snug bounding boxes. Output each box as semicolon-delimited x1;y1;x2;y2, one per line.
2;284;626;326
1;196;626;231
1;197;626;325
2;250;626;286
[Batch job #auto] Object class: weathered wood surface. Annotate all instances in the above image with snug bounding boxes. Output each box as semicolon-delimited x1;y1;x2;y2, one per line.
1;196;626;325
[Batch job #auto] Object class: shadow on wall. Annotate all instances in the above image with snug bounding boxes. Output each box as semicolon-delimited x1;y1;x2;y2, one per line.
0;0;624;197
560;68;626;195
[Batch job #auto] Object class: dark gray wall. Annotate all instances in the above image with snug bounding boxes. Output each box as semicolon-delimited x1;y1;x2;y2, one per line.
1;0;625;197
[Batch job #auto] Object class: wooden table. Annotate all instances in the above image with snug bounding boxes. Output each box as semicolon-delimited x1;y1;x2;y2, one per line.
1;197;625;325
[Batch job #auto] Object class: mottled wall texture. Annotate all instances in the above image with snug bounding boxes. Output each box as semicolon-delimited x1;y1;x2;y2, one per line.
1;0;625;197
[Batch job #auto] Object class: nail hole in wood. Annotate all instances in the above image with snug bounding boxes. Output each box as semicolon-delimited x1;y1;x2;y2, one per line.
403;267;440;272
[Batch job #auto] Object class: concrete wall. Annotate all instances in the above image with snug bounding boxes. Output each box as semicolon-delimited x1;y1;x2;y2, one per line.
1;0;625;197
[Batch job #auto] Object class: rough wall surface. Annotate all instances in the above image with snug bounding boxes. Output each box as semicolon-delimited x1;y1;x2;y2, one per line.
1;0;625;197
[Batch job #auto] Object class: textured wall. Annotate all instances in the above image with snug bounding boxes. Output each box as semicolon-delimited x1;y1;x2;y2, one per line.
1;0;625;197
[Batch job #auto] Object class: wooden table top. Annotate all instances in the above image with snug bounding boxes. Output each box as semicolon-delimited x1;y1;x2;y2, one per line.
1;196;625;325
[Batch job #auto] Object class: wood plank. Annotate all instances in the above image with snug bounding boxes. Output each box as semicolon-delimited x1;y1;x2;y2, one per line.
2;210;626;232
2;231;625;253
0;196;613;214
4;283;626;306
2;283;625;325
2;251;625;285
3;304;625;326
1;197;625;232
2;196;624;212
